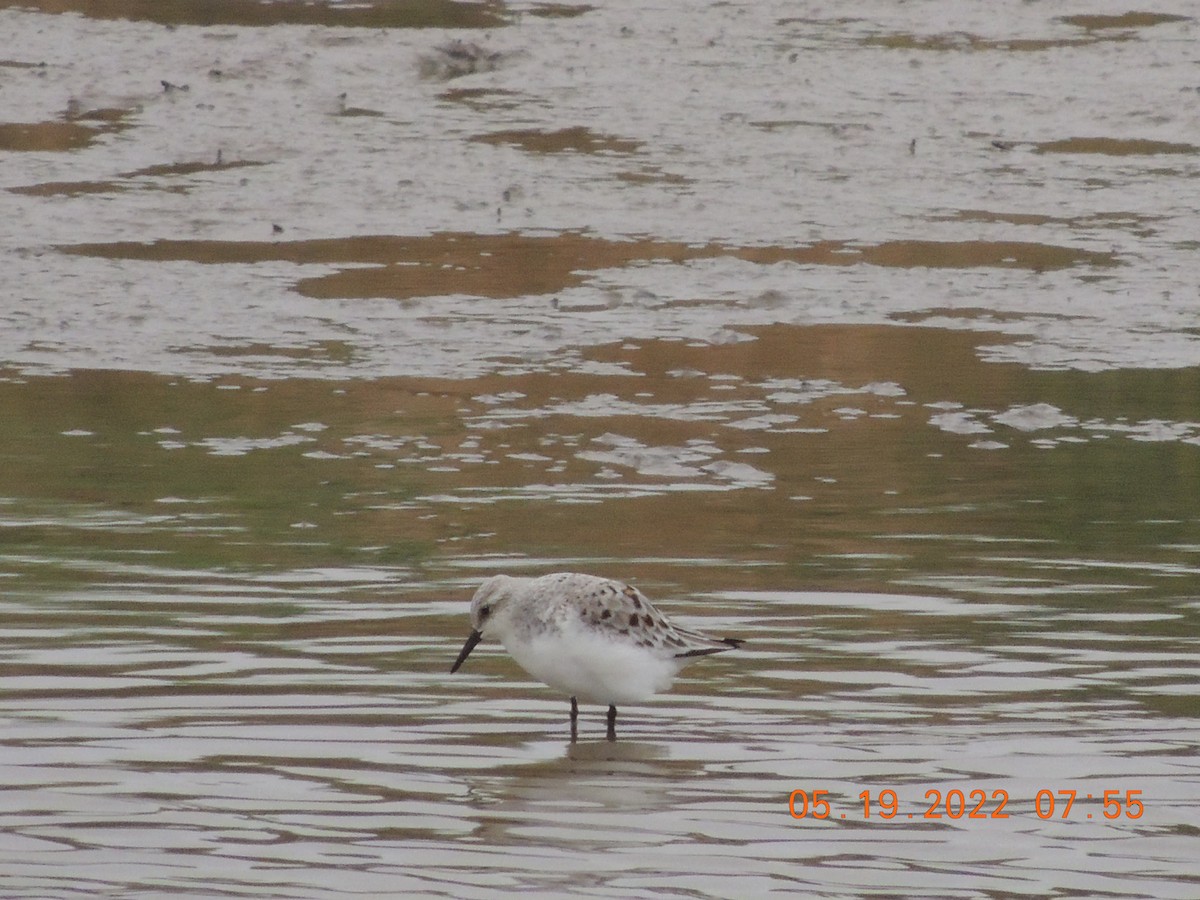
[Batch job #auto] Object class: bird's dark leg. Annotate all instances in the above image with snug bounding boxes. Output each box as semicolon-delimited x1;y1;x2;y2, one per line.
570;696;578;743
606;704;617;742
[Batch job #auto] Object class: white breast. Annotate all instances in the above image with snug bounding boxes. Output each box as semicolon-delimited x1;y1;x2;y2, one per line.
502;622;682;704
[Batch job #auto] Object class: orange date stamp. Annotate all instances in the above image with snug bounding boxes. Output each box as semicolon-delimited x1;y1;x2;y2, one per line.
788;788;1144;821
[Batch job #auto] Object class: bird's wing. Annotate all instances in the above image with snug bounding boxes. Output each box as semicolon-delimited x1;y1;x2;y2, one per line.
558;574;741;658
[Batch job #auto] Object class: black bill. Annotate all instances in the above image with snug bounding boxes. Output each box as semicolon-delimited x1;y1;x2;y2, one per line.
450;629;483;673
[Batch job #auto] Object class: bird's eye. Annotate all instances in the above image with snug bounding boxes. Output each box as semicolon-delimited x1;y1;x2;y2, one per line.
479;604;491;621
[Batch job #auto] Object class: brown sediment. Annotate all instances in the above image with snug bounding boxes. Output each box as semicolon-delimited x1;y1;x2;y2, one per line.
615;168;690;185
0;106;132;153
934;209;1158;229
524;3;595;18
9;181;130;198
178;341;358;363
1033;137;1199;156
335;106;385;118
1058;12;1191;30
862;32;1114;52
861;12;1195;53
890;307;1063;324
777;16;864;27
9;159;266;197
57;231;1120;301
438;88;525;111
470;126;643;155
120;160;266;178
0;0;508;28
731;240;1116;272
1;120;116;152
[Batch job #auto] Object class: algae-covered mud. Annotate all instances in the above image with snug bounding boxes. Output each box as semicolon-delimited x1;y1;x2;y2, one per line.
3;2;1199;897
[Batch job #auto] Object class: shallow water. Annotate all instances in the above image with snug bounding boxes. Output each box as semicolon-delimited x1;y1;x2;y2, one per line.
3;1;1200;897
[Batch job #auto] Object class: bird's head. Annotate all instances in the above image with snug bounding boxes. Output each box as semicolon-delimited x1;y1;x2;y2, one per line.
468;574;516;636
450;575;517;673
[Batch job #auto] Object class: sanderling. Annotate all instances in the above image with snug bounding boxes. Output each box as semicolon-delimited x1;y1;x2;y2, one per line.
450;572;743;741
